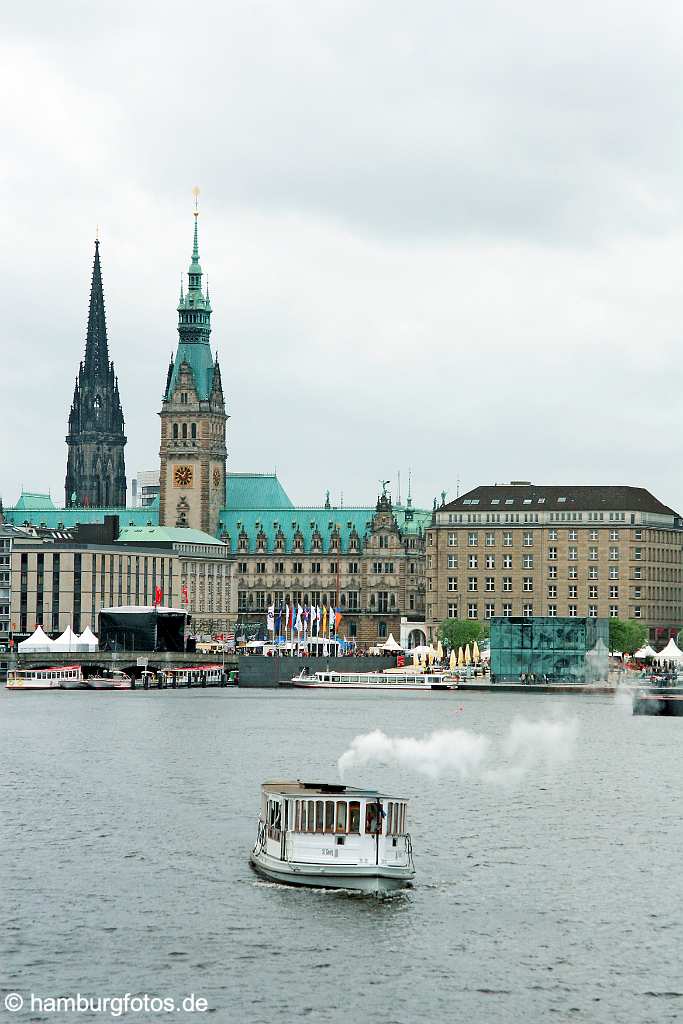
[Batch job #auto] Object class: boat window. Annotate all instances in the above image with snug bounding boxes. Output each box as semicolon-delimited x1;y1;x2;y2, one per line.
307;802;315;833
387;802;394;835
336;801;347;833
315;800;324;833
365;802;382;835
295;800;300;831
325;801;335;832
400;804;406;834
348;802;360;834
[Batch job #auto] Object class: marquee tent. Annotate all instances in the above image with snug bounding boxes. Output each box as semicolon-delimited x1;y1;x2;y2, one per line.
52;626;86;652
18;625;54;652
79;626;99;651
654;638;683;663
380;633;403;652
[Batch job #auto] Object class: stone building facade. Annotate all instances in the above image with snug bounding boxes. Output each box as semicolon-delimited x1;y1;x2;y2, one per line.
65;240;127;508
220;491;428;646
159;207;227;537
426;482;683;643
10;524;234;638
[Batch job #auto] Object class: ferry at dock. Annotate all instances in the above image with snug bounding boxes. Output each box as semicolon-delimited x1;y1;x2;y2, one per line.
250;781;415;894
6;665;85;690
141;664;230;688
86;670;132;690
291;668;458;690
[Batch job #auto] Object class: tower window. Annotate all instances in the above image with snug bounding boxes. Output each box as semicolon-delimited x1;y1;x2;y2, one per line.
182;423;187;439
191;423;197;440
173;424;178;439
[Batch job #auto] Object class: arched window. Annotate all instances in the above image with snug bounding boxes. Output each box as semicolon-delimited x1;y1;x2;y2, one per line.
172;423;178;439
191;423;197;440
182;423;187;439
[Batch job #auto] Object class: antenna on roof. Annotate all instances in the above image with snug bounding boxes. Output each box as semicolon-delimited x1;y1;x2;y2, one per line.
456;474;460;498
407;467;412;508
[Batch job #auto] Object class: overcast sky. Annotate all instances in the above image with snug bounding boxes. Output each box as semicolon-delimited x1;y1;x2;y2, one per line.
2;1;683;514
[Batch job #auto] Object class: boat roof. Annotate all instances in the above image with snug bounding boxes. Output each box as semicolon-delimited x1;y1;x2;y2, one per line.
260;780;408;800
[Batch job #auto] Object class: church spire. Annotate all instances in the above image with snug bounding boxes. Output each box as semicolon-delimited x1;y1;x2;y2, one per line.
188;186;202;291
83;239;110;376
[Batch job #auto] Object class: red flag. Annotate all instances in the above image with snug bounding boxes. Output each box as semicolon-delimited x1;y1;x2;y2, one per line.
155;586;163;606
182;585;189;605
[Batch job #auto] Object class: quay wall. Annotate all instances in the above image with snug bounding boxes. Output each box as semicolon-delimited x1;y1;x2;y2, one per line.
12;650;238;677
238;655;396;688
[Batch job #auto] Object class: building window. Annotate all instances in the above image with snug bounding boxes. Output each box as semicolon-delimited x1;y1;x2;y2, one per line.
523;577;533;592
274;561;284;574
633;567;642;579
609;585;618;599
548;529;557;540
468;532;478;546
548;546;557;560
548;565;557;579
503;554;512;569
523;532;533;547
503;577;512;592
502;603;512;617
485;532;495;547
568;604;577;617
311;562;321;574
588;566;598;579
485;554;495;569
468;577;477;592
588;605;597;618
523;554;533;569
485;577;495;592
292;562;303;574
237;561;247;574
468;554;478;569
448;577;458;592
610;529;619;541
633;587;641;599
548;585;557;598
378;622;388;638
568;547;578;561
522;603;533;617
568;566;578;579
485;603;495;619
503;532;512;547
467;603;478;619
447;554;458;569
348;561;359;574
447;532;457;546
568;585;578;598
634;606;641;618
588;585;598;599
609;567;619;580
255;562;266;574
589;529;598;540
609;547;619;561
634;530;642;540
447;602;458;617
547;604;557;617
568;529;577;541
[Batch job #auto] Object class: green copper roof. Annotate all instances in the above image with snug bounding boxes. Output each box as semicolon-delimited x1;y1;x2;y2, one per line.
117;526;225;546
167;342;216;401
4;504;159;529
13;492;57;512
225;473;294;510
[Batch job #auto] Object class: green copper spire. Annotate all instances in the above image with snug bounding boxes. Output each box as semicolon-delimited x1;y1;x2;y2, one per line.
188;186;202;290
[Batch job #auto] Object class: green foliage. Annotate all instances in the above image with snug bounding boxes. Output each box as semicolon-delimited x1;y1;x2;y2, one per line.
609;618;648;655
438;619;489;651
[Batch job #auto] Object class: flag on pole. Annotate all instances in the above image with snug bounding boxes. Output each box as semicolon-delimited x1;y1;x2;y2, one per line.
276;607;282;635
285;603;290;635
154;585;163;606
322;605;328;634
295;604;303;633
182;585;189;606
267;604;275;633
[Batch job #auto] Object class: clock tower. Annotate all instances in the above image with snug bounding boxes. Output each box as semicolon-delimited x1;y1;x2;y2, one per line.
158;194;228;535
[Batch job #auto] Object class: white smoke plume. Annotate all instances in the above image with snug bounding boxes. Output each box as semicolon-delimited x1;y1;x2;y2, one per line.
338;716;579;785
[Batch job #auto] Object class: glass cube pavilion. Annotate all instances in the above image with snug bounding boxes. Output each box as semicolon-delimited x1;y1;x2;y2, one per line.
489;616;610;683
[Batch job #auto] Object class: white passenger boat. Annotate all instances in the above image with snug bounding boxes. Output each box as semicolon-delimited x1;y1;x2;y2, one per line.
291;668;457;690
86;670;132;690
6;665;84;690
250;781;415;894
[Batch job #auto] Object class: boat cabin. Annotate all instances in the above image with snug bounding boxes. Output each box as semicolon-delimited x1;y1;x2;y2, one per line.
257;781;411;871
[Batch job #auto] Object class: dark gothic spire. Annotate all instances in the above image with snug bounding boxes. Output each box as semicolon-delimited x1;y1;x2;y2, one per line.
83;239;110;377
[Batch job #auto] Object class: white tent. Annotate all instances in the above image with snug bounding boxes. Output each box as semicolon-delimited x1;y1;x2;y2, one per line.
381;633;403;652
79;626;99;651
633;644;657;660
654;638;683;663
52;625;86;652
18;625;55;653
411;644;432;656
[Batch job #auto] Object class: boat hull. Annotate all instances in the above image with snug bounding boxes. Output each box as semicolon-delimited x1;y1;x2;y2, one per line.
61;680;89;690
249;850;414;894
633;691;683;716
87;679;132;690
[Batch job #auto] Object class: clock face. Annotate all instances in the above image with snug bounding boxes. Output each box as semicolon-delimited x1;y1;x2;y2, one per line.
173;465;194;488
213;467;221;488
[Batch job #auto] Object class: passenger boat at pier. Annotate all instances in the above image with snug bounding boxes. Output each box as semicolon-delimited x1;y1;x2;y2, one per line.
633;686;683;716
291;668;457;690
6;665;85;690
142;664;229;688
250;781;415;894
87;670;132;690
